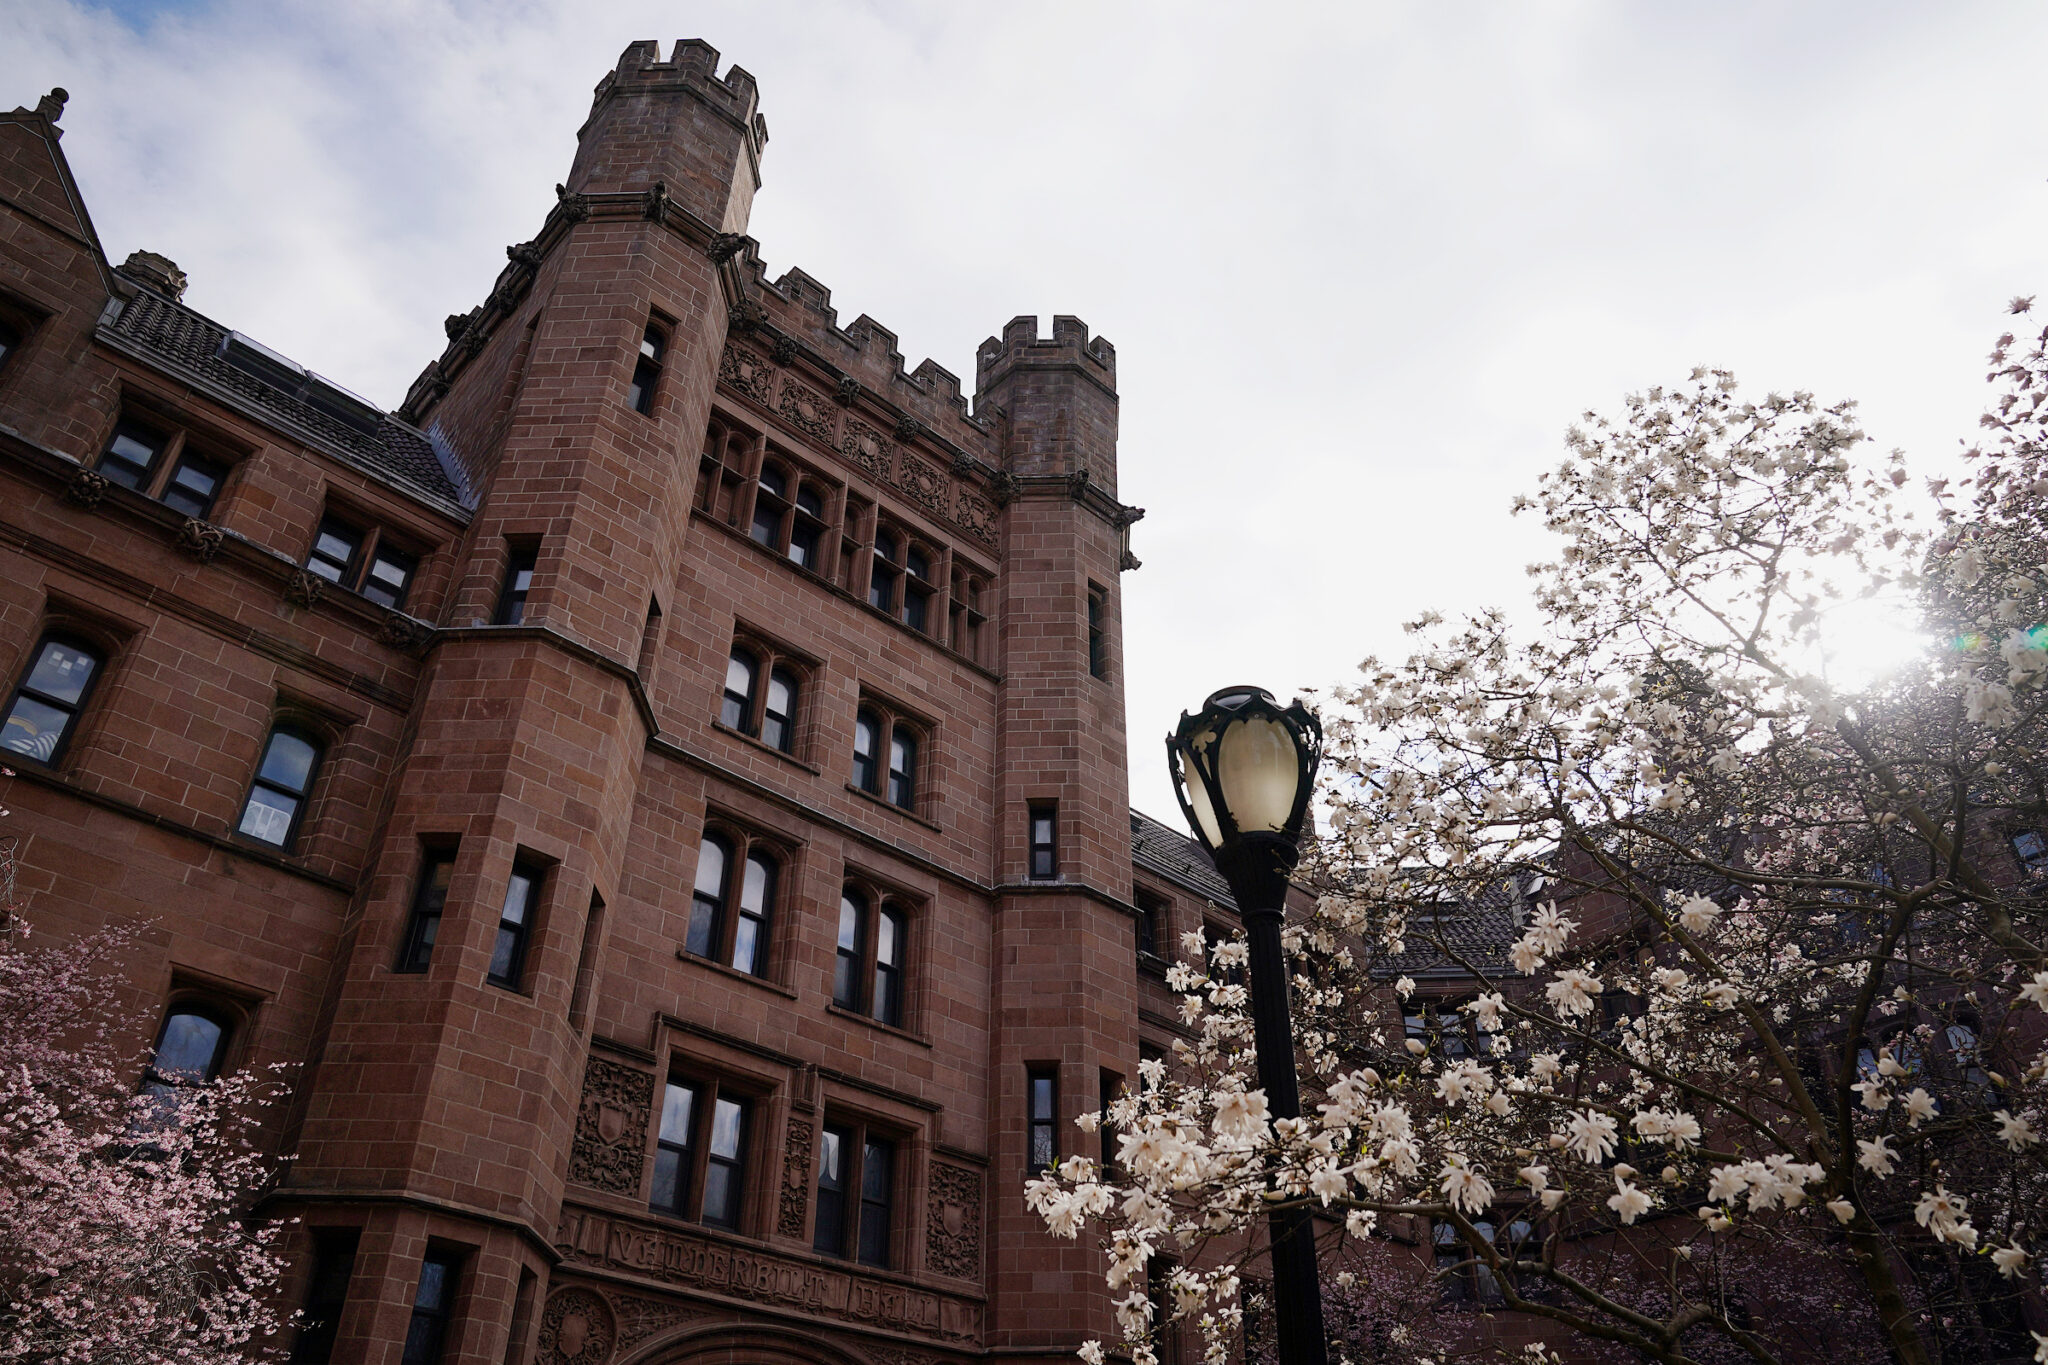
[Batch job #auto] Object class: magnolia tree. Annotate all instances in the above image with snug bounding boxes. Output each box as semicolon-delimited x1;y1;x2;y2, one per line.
1030;314;2048;1365
0;833;293;1365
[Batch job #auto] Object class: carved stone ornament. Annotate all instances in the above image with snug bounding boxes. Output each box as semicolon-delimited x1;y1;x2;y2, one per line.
1120;549;1143;572
63;466;111;508
865;1349;941;1365
838;418;892;479
778;380;836;441
1111;503;1146;529
949;451;977;477
554;184;591;223
37;88;68;124
835;375;862;407
536;1287;615;1365
175;518;225;565
727;300;766;335
570;1056;653;1196
986;471;1018;507
951;491;998;548
717;345;775;406
923;1162;983;1280
378;614;431;651
894;455;949;518
894;413;924;442
611;1295;712;1350
1067;468;1092;500
770;335;799;366
506;240;543;269
707;232;747;264
283;570;324;609
777;1119;814;1238
643;180;671;223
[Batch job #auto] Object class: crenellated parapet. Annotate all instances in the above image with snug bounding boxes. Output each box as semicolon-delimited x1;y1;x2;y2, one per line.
976;314;1117;398
585;38;768;159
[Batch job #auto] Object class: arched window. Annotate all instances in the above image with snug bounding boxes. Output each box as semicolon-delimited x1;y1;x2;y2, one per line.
628;323;664;415
874;903;906;1027
721;650;758;733
238;724;324;849
852;710;881;794
684;829;778;978
762;668;797;752
2;634;102;766
716;639;805;756
834;885;913;1028
887;726;916;810
834;891;867;1011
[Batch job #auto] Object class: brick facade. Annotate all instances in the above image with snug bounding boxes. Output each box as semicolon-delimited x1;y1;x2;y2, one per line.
0;44;1234;1365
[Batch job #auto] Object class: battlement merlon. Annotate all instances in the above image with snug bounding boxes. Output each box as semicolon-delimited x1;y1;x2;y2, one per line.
571;40;768;232
975;315;1117;400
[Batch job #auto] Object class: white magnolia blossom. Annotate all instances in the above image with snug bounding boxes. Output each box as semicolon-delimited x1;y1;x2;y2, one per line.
1993;1242;2031;1279
2021;971;2048;1009
1607;1175;1654;1224
1914;1188;1978;1249
1545;968;1602;1017
1563;1109;1619;1163
1675;894;1721;935
1827;1197;1857;1224
1994;1109;2039;1150
1857;1137;1898;1178
1439;1154;1495;1214
1901;1088;1938;1128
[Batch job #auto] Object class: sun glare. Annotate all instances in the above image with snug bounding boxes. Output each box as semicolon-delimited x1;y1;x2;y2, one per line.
1811;594;1934;692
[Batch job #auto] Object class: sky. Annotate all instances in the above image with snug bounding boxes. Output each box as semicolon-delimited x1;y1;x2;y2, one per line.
9;1;2048;826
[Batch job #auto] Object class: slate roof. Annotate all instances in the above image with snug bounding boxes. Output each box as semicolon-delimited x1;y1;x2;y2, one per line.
1380;875;1526;979
101;289;465;511
1129;808;1238;910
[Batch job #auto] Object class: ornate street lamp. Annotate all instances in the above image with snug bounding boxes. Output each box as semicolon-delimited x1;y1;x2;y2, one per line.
1166;686;1326;1365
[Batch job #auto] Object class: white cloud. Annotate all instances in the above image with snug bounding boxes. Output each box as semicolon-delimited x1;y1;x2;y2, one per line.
9;1;2046;823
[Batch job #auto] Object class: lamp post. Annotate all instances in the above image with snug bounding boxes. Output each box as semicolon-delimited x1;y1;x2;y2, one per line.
1166;686;1327;1365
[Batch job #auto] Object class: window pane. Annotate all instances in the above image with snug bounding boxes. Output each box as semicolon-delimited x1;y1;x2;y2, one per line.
902;588;927;632
741;856;773;914
649;1146;683;1213
500;870;535;927
1031;1075;1054;1121
814;1127;847;1256
702;1161;737;1226
694;837;728;898
877;908;900;967
641;328;663;362
874;531;897;563
722;653;755;730
153;1010;225;1081
795;486;824;519
858;1137;893;1267
24;640;97;705
659;1082;697;1145
163;454;225;519
709;1097;744;1159
102;427;161;487
362;549;414;610
2;694;73;763
731;917;760;975
412;1258;448;1312
888;729;915;807
259;730;319;794
238;785;300;845
686;896;718;958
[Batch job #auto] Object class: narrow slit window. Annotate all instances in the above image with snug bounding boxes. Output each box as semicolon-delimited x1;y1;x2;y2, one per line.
398;852;456;973
628;325;664;415
495;545;537;625
400;1252;460;1365
1087;584;1108;679
1028;1067;1058;1172
1028;804;1057;880
487;861;542;989
289;1229;360;1365
814;1121;896;1267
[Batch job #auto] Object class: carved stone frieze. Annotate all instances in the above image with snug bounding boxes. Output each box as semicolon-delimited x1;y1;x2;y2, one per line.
63;467;111;508
777;1119;813;1238
770;335;799;366
951;491;998;549
611;1295;713;1350
536;1287;615;1365
718;345;776;406
866;1349;942;1365
894;455;949;519
839;418;892;479
555;1206;981;1343
923;1163;982;1281
175;518;225;565
569;1056;653;1197
777;380;836;441
283;570;324;609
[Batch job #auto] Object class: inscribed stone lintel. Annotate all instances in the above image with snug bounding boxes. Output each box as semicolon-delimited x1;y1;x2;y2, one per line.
554;1204;982;1343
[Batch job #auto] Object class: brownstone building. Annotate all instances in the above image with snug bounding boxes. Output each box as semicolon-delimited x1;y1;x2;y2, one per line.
0;44;1240;1365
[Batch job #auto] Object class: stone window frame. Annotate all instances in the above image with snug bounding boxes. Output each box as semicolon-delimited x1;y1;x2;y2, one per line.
1;626;112;770
301;497;427;614
811;1108;911;1271
683;816;794;984
864;516;945;638
947;559;992;665
626;315;669;418
233;718;328;854
830;870;923;1034
848;691;934;820
695;409;760;529
92;399;243;523
745;445;843;580
716;629;816;762
648;1068;759;1233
